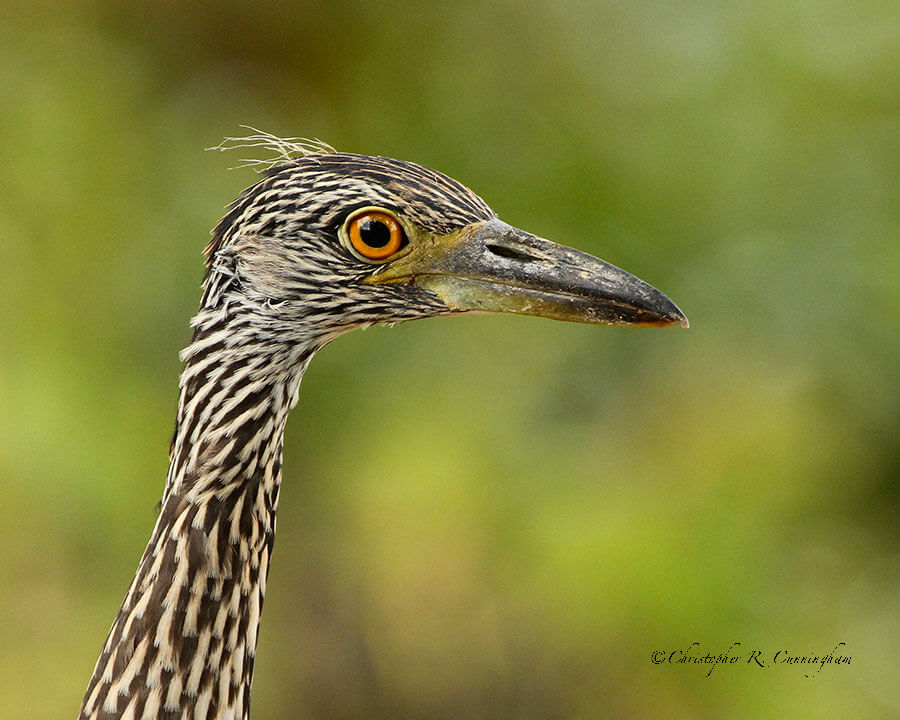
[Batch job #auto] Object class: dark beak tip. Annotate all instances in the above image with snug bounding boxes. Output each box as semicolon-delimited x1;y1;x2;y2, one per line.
639;293;688;329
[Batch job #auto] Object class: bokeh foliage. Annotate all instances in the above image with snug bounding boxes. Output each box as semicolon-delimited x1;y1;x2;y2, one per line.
0;1;897;718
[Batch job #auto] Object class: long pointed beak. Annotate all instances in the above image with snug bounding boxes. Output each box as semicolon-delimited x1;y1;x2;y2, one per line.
364;219;688;328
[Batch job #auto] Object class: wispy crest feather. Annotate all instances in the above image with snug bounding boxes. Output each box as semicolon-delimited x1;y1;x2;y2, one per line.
207;126;337;170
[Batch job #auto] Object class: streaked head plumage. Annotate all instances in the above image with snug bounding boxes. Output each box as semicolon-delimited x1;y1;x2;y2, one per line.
206;131;495;267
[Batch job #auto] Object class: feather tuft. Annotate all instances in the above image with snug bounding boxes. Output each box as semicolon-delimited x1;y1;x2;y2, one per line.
207;126;337;170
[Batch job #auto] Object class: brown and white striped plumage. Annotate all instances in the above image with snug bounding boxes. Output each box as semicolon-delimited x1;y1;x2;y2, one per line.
79;153;496;720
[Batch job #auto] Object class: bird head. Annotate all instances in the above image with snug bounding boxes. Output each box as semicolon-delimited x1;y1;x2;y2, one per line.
200;149;687;349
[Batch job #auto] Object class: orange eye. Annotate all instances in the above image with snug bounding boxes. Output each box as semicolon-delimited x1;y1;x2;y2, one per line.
345;209;406;261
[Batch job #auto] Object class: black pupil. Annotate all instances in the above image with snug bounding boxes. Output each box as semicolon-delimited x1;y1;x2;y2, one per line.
359;218;391;248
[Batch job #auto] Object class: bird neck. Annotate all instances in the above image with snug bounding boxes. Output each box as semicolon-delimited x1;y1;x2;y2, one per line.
79;309;319;720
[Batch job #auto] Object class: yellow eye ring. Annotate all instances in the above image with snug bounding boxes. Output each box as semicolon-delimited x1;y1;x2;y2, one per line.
343;208;406;262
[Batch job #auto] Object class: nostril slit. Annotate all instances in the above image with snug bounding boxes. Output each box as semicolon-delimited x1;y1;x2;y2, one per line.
486;243;541;262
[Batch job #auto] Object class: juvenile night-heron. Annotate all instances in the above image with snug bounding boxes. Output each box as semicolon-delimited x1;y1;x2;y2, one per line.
78;135;688;720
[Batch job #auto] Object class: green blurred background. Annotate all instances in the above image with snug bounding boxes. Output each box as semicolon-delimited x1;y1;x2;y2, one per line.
1;1;897;718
